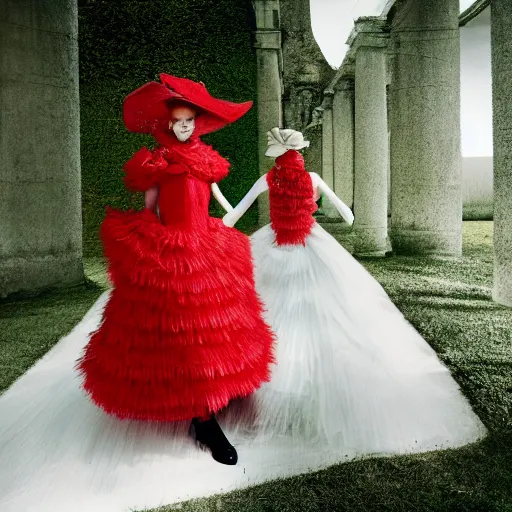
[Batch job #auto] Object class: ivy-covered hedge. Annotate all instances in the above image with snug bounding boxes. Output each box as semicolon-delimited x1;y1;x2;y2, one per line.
78;0;260;256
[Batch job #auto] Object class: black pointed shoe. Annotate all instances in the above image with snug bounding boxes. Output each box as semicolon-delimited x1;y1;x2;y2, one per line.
191;416;238;465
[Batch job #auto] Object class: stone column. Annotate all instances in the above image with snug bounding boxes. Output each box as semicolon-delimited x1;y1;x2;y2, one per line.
253;0;283;225
332;78;355;209
386;56;393;219
0;0;84;298
389;0;462;256
352;19;390;257
490;0;512;307
321;91;338;217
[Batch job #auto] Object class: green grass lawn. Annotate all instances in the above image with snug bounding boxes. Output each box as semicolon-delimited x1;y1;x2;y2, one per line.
463;201;493;221
0;221;511;511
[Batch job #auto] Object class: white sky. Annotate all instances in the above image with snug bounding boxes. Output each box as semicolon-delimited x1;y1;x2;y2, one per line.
309;0;492;157
310;0;477;67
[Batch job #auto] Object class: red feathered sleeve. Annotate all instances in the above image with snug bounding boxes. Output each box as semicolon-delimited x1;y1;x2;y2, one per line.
123;147;169;191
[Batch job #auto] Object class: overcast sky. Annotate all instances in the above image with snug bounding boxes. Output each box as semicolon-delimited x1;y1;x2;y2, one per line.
309;0;492;157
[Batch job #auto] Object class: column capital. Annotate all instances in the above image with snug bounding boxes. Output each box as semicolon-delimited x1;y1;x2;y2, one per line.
334;77;355;92
321;90;334;109
326;65;355;92
348;17;390;51
254;30;281;50
337;61;355;80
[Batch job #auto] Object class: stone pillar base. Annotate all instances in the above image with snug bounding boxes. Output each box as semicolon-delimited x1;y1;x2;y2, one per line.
389;229;462;257
0;253;84;299
353;227;388;257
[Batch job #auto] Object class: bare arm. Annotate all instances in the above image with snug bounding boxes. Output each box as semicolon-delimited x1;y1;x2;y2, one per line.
223;174;269;227
310;172;354;225
313;185;321;202
211;183;234;213
144;185;159;213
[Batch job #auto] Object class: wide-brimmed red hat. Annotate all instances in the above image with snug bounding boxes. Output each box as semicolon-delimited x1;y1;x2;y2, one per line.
123;73;253;136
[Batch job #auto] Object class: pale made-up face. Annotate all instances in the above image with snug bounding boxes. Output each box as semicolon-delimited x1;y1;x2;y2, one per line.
169;105;196;142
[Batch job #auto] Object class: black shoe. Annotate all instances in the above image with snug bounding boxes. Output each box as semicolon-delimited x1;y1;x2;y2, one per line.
191;416;238;465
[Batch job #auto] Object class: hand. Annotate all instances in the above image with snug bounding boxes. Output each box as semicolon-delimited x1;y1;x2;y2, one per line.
223;212;235;227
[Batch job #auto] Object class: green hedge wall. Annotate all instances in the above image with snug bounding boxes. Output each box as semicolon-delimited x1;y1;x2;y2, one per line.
78;0;260;256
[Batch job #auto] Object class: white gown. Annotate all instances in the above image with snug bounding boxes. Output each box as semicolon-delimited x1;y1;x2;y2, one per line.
221;172;486;452
0;178;486;512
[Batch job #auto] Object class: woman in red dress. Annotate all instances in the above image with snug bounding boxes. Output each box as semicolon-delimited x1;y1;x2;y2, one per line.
77;74;275;465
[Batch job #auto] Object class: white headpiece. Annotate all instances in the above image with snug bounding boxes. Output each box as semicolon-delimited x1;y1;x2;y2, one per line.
265;127;310;157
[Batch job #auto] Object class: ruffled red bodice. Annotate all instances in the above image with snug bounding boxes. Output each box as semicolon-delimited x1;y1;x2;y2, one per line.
122;132;230;230
267;150;317;246
123;132;230;192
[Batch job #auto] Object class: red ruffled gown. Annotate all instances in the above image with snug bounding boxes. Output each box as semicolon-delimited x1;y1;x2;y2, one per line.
77;132;275;422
